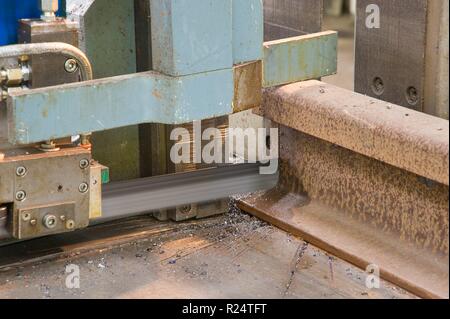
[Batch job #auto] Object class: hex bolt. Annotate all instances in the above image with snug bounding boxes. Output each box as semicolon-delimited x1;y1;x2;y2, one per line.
64;59;78;73
79;182;89;193
16;166;28;177
66;220;75;230
15;190;27;202
79;159;90;169
43;214;57;229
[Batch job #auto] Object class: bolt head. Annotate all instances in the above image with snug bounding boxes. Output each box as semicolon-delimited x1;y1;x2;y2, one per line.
15;190;27;202
79;159;90;169
43;214;57;229
65;59;78;73
16;166;28;177
79;183;89;193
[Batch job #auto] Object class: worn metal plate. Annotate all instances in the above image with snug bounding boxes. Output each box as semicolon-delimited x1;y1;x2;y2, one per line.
233;61;262;113
0;146;91;240
263;31;337;87
7;69;234;145
264;0;323;41
18;19;79;88
355;0;428;111
15;203;76;239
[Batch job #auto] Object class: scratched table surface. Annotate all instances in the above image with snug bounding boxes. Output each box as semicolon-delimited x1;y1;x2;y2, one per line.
0;207;415;299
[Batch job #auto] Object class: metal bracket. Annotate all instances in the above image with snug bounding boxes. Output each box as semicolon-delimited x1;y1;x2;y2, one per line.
4;0;337;145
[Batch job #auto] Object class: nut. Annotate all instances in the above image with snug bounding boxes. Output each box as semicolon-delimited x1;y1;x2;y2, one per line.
16;166;28;177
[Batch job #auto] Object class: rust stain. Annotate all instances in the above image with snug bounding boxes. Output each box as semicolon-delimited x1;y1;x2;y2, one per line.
260;80;449;185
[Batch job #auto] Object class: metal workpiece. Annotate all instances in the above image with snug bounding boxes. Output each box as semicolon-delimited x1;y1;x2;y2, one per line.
40;0;59;22
239;80;450;299
0;146;93;240
259;80;449;185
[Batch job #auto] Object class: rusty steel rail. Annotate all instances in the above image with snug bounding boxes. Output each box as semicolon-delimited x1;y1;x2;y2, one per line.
259;80;449;185
240;80;449;299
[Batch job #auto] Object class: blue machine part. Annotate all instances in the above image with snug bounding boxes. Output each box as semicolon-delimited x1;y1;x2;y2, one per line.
0;0;66;46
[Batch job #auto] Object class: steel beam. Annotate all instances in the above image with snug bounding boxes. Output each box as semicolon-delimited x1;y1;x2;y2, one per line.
7;69;233;145
240;80;450;299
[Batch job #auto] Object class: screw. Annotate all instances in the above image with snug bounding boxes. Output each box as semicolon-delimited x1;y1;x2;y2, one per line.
406;86;419;105
66;220;75;230
22;212;31;222
64;59;78;73
60;215;66;222
30;219;37;226
43;214;57;229
15;190;27;202
16;166;27;177
79;183;89;193
371;77;384;96
79;159;90;169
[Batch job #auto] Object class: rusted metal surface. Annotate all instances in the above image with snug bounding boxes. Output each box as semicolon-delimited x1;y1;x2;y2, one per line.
233;60;262;113
259;80;449;185
0;145;92;240
240;80;450;299
239;128;449;299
